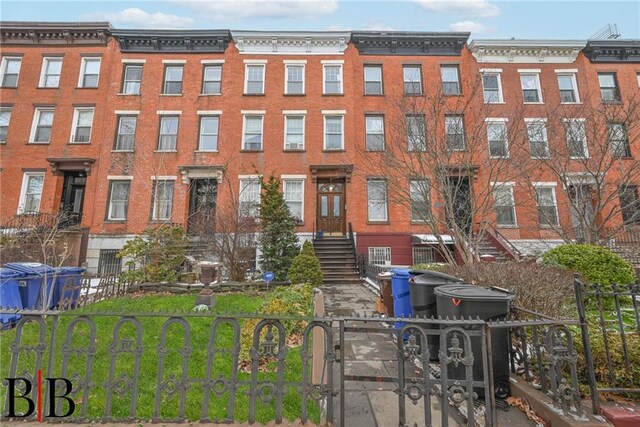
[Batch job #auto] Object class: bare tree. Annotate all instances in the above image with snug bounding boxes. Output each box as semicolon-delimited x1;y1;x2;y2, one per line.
357;75;530;264
516;92;640;244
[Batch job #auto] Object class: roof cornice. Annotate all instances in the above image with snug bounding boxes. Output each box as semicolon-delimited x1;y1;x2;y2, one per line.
232;31;350;55
352;31;469;56
583;40;640;63
0;21;111;46
469;39;586;63
112;29;232;53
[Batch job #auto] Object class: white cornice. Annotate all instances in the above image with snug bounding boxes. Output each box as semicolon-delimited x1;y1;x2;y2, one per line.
469;39;586;64
232;31;350;55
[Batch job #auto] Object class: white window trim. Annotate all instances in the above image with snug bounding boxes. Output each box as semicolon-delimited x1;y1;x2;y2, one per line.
156;110;182;115
69;107;95;144
365;115;385;150
535;185;560;227
519;72;544;104
78;57;101;88
238;176;262;217
368;247;391;265
283;178;305;222
364;64;384;95
198;115;220;152
151;176;177;181
556;72;581;104
17;172;45;214
107;179;132;221
323;114;344;150
563;118;589;159
0;107;11;143
197;110;223;115
151;179;175;221
201;59;225;64
162;59;187;64
29;107;54;144
481;70;504;104
486;119;509;158
284;114;305;150
242;114;264;150
524;118;550;159
114;110;140;115
320;59;345;64
284;63;305;95
322;63;343;94
244;63;265;94
283;59;307;64
243;59;268;64
39;57;62;88
1;56;22;87
493;183;518;226
367;180;388;222
121;58;146;64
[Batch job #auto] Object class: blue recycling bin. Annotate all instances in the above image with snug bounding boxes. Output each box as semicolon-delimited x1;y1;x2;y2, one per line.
391;268;413;329
54;267;85;308
4;263;56;309
0;268;25;328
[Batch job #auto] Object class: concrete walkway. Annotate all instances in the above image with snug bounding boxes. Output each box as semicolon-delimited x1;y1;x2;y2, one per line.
321;281;537;427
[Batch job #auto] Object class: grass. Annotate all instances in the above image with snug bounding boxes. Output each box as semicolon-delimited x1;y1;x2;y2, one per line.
0;291;320;423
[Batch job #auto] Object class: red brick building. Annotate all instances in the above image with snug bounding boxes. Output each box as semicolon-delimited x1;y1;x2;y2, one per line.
1;23;638;273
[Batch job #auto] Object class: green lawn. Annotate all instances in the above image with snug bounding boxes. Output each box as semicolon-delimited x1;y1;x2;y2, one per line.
0;292;320;424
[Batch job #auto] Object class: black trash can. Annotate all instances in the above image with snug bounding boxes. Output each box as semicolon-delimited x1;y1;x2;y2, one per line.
435;284;514;398
409;271;463;361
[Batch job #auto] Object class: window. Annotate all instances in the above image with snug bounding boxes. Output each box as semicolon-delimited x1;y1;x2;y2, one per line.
493;185;516;226
245;64;265;94
107;180;131;220
284;115;304;150
239;178;261;217
323;64;343;94
30;108;54;143
406;114;426;151
367;180;388;222
482;73;503;103
163;65;183;95
557;73;579;103
486;120;508;157
0;108;11;143
403;65;422;95
283;179;304;222
413;247;435;264
202;65;222;94
410;179;430;222
199;116;219;151
598;73;620;102
368;247;391;265
285;65;304;94
324;115;344;150
115;116;137;151
364;65;383;95
608;122;631;158
157;116;179;151
619;185;640;225
18;172;44;214
1;57;21;87
243;115;263;150
70;108;94;143
520;73;542;103
365;115;385;151
152;180;174;221
122;64;142;94
526;120;549;158
565;119;588;158
441;65;460;95
79;57;101;88
535;186;559;227
40;57;62;88
445;115;465;150
98;249;122;276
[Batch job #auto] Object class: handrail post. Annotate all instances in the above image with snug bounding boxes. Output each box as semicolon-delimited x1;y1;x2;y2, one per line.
574;273;600;414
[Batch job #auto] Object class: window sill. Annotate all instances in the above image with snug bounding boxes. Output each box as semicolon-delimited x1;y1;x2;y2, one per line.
444;93;463;97
615;156;634;160
69;142;91;145
404;93;424;97
323;149;346;152
531;156;551;160
160;94;183;97
484;101;506;104
104;220;127;224
0;86;17;89
496;225;519;229
367;221;390;225
365;149;385;153
199;93;222;96
284;149;306;152
364;93;385;96
154;150;178;153
560;102;582;105
284;93;306;97
195;150;219;153
28;142;50;145
489;156;510;159
244;93;265;96
602;100;622;105
36;86;60;89
117;93;141;96
523;101;544;105
540;225;558;229
240;149;263;153
322;93;344;97
75;86;98;90
111;150;134;153
295;222;305;227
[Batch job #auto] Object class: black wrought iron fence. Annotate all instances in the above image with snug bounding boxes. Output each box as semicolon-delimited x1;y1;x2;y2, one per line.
359;259;392;286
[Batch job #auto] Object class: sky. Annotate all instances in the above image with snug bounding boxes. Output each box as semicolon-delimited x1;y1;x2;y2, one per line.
1;0;638;40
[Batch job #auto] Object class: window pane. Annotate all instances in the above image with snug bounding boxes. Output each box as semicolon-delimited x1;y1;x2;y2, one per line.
84;59;100;74
287;116;304;133
39;111;54;125
125;65;142;81
166;66;183;81
368;181;387;221
598;74;615;88
204;65;221;81
46;59;62;75
410;180;430;221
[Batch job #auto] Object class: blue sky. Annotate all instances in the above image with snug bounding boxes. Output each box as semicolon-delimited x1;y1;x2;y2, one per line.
1;1;638;39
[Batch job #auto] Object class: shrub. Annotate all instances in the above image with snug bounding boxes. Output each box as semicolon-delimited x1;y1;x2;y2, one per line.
542;244;636;285
410;263;447;272
441;261;573;318
288;253;323;287
300;240;315;256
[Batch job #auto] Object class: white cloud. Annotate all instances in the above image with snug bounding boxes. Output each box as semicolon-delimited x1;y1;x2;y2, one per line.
413;0;500;18
82;8;194;29
176;0;338;21
449;20;493;34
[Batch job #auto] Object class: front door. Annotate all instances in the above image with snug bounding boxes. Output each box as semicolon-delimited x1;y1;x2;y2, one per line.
446;176;472;233
60;172;86;226
188;179;217;235
317;180;346;236
569;184;595;241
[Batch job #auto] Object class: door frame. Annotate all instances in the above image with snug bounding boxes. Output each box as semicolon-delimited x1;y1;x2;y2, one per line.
316;178;346;236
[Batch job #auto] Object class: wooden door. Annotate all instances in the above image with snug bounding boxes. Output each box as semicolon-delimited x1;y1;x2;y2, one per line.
317;181;346;235
188;179;217;235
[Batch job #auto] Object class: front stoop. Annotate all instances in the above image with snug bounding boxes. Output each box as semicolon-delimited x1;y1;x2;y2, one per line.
600;404;640;427
509;375;612;427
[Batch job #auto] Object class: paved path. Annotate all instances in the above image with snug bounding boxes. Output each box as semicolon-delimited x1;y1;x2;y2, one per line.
321;281;537;427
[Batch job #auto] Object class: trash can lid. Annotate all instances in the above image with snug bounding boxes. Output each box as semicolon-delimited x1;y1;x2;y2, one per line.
392;268;411;278
410;271;463;285
434;284;514;301
0;268;25;279
54;267;86;274
4;262;56;275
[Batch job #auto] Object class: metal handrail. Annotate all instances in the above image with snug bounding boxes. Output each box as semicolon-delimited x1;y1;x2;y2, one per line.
478;221;522;261
348;222;358;273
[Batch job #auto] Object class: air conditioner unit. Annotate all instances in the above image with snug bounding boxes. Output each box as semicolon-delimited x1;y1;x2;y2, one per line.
287;143;303;150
